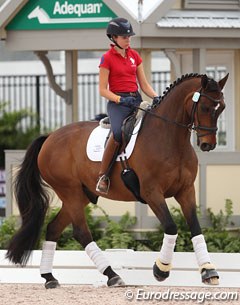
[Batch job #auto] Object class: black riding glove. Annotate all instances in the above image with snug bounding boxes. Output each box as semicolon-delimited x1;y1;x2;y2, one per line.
119;96;137;108
153;96;161;105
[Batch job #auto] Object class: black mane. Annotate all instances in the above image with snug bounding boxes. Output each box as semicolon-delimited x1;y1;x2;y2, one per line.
151;73;203;108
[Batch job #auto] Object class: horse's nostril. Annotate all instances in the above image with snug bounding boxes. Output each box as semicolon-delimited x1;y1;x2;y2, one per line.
200;143;215;151
200;143;211;151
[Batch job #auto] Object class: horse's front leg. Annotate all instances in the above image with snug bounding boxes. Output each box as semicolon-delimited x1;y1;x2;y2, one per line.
145;193;178;282
175;187;219;285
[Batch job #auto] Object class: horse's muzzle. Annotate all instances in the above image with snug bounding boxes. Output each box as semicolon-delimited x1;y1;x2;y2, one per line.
200;142;216;152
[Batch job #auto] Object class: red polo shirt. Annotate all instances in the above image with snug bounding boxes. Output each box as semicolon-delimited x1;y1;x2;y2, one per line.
99;44;142;93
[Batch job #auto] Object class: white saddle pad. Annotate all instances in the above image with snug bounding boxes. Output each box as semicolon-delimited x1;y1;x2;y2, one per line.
87;119;142;162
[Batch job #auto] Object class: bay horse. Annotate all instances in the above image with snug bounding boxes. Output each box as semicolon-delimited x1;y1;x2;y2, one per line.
7;73;228;288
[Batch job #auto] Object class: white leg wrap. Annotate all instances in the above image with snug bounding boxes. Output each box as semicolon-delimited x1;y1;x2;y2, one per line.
85;241;110;274
40;241;56;275
159;233;178;264
192;234;211;267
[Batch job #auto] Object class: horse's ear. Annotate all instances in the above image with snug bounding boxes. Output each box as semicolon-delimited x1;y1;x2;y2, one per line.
201;75;209;89
218;73;229;90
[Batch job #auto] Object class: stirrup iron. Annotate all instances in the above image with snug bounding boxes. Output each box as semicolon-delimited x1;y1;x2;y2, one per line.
96;175;110;194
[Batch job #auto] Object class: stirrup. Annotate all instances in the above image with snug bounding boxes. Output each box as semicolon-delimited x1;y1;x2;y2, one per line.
96;175;110;194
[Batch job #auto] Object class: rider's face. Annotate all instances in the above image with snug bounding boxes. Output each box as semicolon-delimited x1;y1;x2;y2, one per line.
114;35;131;49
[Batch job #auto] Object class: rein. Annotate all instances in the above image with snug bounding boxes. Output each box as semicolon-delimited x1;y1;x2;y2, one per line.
137;89;222;136
137;105;189;129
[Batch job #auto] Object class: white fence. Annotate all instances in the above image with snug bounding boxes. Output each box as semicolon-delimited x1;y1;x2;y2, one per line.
0;250;239;288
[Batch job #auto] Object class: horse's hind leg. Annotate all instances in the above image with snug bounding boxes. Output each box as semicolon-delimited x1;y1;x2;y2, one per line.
40;206;71;288
59;188;125;287
176;188;219;285
73;223;125;287
72;214;125;286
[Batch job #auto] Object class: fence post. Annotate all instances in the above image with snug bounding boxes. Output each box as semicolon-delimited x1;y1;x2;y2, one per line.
36;75;40;131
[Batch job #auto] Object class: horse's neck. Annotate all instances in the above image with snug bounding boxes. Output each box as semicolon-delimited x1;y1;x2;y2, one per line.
154;95;188;131
144;88;194;150
154;78;200;128
140;79;201;159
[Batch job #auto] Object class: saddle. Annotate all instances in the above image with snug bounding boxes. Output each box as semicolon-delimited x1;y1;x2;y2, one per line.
99;101;150;150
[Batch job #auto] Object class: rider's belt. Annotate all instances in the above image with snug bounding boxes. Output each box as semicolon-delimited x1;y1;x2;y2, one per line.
115;91;139;97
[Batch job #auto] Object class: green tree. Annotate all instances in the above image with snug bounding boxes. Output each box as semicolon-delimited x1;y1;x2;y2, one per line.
0;102;41;168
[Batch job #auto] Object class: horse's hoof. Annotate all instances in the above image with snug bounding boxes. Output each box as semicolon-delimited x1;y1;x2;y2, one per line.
203;277;219;285
107;275;126;287
201;269;219;286
153;262;170;282
45;280;60;289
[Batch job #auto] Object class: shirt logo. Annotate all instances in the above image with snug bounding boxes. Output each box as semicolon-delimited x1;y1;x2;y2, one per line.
129;57;135;65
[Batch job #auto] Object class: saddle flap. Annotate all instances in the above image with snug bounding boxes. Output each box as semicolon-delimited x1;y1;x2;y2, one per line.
86;119;142;162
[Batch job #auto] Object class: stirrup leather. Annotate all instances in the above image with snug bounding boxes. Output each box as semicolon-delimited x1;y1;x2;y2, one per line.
96;175;110;194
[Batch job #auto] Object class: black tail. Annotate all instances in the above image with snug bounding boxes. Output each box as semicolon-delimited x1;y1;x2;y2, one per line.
6;135;49;265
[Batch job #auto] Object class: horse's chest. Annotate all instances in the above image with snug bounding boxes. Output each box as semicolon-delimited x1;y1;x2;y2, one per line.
165;166;196;195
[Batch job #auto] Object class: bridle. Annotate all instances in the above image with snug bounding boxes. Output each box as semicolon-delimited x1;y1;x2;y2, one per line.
137;88;223;138
188;89;223;138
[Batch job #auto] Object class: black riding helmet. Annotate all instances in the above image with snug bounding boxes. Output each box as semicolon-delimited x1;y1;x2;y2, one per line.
106;17;135;47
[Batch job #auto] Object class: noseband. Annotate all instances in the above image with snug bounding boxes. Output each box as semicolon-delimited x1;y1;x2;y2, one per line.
188;89;223;138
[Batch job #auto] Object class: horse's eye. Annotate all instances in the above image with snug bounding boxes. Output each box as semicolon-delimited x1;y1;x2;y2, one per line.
200;105;209;113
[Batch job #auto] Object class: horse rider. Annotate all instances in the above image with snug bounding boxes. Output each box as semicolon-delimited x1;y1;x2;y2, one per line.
96;17;160;194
